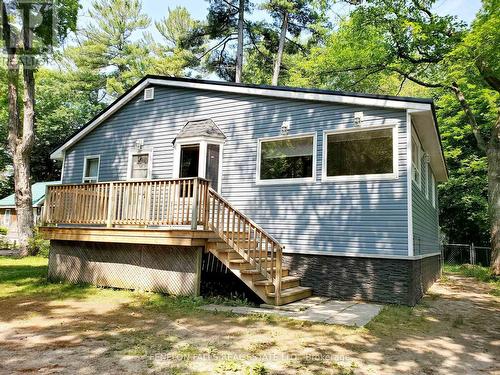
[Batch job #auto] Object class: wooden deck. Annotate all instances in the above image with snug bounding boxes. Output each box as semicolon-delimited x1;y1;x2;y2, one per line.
39;227;216;247
40;177;312;305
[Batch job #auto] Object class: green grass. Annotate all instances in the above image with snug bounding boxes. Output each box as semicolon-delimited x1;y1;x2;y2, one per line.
443;264;499;296
443;264;496;282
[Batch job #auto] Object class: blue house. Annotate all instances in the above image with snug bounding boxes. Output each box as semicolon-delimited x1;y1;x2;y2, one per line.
41;76;446;306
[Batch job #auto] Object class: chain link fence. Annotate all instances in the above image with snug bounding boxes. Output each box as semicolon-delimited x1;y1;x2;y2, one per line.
442;243;491;266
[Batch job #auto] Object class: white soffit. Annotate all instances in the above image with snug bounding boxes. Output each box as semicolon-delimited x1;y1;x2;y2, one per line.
410;109;448;182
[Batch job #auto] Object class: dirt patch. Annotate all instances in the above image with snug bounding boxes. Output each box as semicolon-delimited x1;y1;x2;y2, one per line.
0;274;499;374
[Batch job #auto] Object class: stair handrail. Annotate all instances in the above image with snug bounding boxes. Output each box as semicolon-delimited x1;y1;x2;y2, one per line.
207;188;282;304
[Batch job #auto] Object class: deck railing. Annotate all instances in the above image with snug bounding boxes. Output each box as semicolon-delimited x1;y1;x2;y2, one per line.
43;178;210;229
206;188;282;302
42;177;282;302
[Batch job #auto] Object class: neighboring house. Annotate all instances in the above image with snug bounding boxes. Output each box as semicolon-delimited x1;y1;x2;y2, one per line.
0;181;59;240
40;76;446;306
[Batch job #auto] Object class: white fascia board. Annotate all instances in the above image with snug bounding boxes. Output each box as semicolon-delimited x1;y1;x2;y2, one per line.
149;79;432;111
51;77;432;159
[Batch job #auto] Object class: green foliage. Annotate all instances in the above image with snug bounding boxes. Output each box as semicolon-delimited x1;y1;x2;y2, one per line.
443;264;498;283
27;228;50;257
0;226;7;236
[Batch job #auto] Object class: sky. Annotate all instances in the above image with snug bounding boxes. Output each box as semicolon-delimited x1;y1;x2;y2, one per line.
79;0;484;35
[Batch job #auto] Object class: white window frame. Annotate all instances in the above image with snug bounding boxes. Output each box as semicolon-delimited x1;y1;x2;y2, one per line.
322;124;399;182
172;137;224;192
424;159;429;199
127;150;153;180
256;132;317;185
82;155;100;183
431;172;436;208
411;128;422;188
3;209;11;226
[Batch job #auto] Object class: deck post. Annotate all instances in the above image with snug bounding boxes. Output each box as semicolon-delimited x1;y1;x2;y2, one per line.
191;178;199;230
275;246;283;305
106;182;114;228
41;185;50;226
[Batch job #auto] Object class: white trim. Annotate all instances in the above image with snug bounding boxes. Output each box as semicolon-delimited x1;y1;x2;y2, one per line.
431;172;436;208
173;137;225;192
127;149;153;180
51;78;433;159
256;132;317;185
282;247;441;260
411;126;422;189
82;155;101;183
3;208;11;226
407;111;414;257
321;124;399;183
149;79;432;110
424;158;429;199
60;150;66;183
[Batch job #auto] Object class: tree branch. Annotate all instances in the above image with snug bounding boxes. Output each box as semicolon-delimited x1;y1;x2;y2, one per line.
450;81;488;153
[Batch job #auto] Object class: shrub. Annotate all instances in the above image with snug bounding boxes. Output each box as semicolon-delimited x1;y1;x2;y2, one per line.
0;226;8;236
28;228;50;257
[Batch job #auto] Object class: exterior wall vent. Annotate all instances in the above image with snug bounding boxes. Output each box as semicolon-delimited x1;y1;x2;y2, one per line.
144;87;154;101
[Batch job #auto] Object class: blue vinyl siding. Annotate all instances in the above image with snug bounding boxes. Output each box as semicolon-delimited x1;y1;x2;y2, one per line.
412;154;440;255
63;85;410;257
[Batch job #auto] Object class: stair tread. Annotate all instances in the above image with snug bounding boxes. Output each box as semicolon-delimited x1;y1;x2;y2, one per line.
267;286;312;298
240;267;287;274
253;276;300;286
229;258;272;264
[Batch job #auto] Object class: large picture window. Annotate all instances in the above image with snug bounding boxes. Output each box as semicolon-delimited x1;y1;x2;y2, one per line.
257;134;315;183
323;126;396;181
82;156;100;183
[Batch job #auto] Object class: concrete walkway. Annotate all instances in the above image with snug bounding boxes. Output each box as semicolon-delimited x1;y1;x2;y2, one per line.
201;296;383;327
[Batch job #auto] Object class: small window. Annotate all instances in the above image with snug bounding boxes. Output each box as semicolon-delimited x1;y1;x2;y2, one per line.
412;132;421;187
258;134;315;183
129;152;151;179
431;173;436;208
3;209;11;226
83;156;100;183
324;127;395;180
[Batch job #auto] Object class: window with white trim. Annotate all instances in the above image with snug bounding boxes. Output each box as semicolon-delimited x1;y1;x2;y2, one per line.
323;126;396;180
411;134;421;187
129;152;151;179
83;156;100;183
3;209;11;226
257;134;315;183
424;160;429;199
431;173;436;208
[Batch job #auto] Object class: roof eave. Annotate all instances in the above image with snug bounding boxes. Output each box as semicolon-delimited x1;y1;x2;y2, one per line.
51;76;435;159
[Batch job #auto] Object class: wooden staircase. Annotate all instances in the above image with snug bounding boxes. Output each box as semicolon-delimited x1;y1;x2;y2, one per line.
205;189;312;306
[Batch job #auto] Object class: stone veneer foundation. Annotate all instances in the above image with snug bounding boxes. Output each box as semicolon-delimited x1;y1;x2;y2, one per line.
283;253;441;305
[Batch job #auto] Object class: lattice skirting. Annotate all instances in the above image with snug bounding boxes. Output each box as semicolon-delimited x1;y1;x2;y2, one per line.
48;240;202;296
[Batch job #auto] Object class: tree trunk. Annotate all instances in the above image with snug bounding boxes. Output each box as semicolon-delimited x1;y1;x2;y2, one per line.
488;111;500;274
235;0;244;83
450;82;500;274
271;11;288;86
11;4;36;256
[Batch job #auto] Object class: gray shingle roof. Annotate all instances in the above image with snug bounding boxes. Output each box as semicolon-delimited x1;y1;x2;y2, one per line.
174;119;225;142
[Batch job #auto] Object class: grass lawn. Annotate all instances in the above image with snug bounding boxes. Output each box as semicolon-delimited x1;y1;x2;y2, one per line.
0;256;498;374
